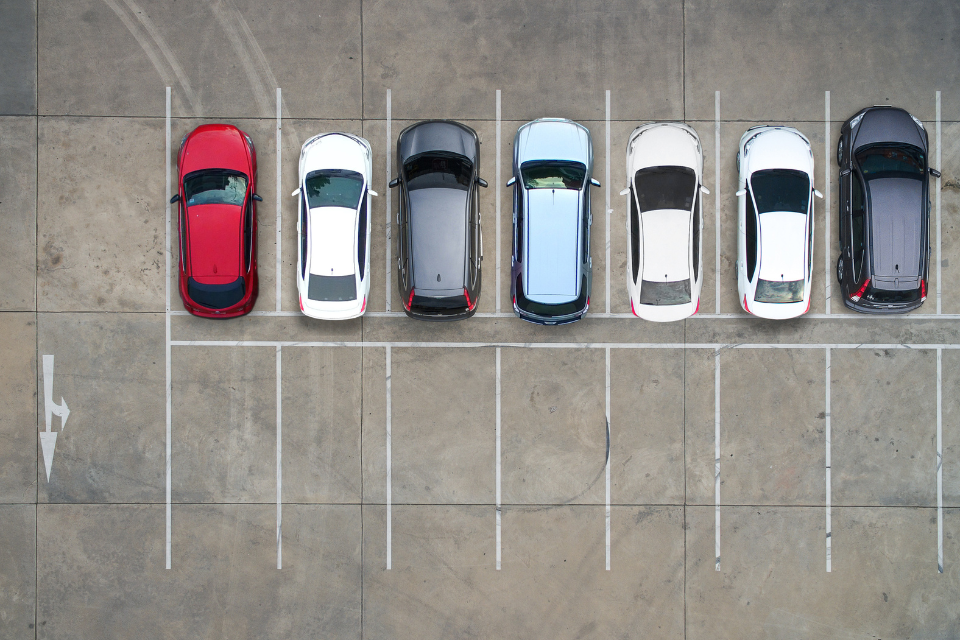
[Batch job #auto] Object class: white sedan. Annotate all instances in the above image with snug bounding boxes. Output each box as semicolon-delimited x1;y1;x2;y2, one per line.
293;133;377;320
736;126;821;319
622;123;709;322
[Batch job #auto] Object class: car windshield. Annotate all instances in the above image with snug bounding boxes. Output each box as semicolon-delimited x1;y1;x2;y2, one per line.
184;170;247;207
307;274;357;302
754;278;804;303
750;169;810;214
638;279;691;306
404;152;472;191
856;144;925;180
305;169;364;208
520;161;586;190
634;166;696;212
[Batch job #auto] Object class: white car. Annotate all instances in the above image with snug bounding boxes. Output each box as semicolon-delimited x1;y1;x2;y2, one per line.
293;133;377;320
621;123;709;322
736;126;822;319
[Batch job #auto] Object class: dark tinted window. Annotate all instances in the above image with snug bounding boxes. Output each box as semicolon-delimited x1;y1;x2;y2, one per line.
750;169;810;214
515;184;524;262
755;279;804;303
243;199;253;271
639;279;691;306
746;192;758;281
410;293;469;314
184;170;247;206
516;274;587;318
404;152;472;191
308;274;357;302
856;144;924;180
851;176;866;281
357;194;368;279
864;285;921;304
188;277;245;309
300;193;308;278
520;160;586;190
581;188;590;257
305;169;364;208
693;192;701;277
630;188;640;283
634;166;696;212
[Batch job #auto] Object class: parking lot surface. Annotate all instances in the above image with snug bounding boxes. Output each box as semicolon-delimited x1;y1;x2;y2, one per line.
3;0;960;637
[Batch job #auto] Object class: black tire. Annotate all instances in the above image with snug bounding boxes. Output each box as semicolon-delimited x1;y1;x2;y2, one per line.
836;255;844;285
836;138;843;167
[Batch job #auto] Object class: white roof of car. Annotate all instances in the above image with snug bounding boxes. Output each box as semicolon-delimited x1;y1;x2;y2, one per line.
308;206;356;277
641;209;690;282
301;133;369;176
629;124;701;172
758;211;807;281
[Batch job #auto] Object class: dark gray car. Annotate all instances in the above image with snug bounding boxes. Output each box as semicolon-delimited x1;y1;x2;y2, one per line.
390;121;487;320
837;106;940;313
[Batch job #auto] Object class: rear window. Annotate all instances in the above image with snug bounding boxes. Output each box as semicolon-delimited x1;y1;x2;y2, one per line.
750;169;810;214
184;170;247;207
516;274;587;318
305;169;364;208
864;285;921;304
308;274;357;302
410;293;469;314
639;279;691;306
187;277;245;309
634;166;696;212
856;144;924;180
754;279;804;303
404;152;472;191
520;160;586;190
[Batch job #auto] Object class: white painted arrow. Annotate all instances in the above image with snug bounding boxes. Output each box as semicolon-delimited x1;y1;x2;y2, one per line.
41;355;70;482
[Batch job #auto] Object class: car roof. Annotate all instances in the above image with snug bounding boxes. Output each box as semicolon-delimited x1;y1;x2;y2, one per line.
524;188;581;300
757;211;807;282
641;209;690;282
308;207;357;277
867;177;924;279
409;188;469;291
186;203;242;283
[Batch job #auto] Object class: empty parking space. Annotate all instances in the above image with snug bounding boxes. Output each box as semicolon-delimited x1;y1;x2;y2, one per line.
0;118;37;310
0;504;35;636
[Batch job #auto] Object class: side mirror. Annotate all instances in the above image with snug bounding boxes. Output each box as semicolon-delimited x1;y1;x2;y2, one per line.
252;194;263;202
701;186;711;195
929;168;942;178
619;188;630;196
169;194;180;204
840;169;851;177
506;177;516;187
388;177;400;189
590;178;601;187
735;189;747;197
813;189;824;199
477;177;489;188
368;190;379;197
291;188;300;197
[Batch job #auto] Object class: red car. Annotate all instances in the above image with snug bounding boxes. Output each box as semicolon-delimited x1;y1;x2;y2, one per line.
171;124;260;317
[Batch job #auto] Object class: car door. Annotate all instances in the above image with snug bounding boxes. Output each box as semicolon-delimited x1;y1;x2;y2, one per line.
849;172;868;289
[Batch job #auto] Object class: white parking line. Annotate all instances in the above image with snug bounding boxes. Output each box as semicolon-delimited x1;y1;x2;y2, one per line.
715;92;721;315
605;346;611;571
171;341;960;350
825;347;832;572
386;90;393;312
496;90;502;314
936;91;942;315
496;347;502;570
165;86;172;571
714;347;721;571
824;91;832;315
276;87;282;313
276;345;282;569
937;347;943;573
386;345;392;570
605;90;611;315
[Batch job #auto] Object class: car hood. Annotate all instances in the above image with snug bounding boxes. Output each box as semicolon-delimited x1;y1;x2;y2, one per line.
853;108;925;151
301;133;369;176
640;209;690;282
308;206;356;277
400;121;478;163
516;119;590;166
410;188;469;291
629;125;700;172
868;178;923;278
187;203;241;281
524;189;581;300
181;126;250;176
745;129;813;174
757;211;807;282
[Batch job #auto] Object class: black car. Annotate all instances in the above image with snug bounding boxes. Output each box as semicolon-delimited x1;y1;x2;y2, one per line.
837;106;940;313
389;121;487;320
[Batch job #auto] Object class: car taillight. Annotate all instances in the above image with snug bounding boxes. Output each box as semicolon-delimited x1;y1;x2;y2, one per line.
299;296;304;312
850;278;870;302
360;296;366;313
463;288;476;311
743;294;750;315
631;298;639;317
694;298;700;315
405;289;415;310
920;279;927;301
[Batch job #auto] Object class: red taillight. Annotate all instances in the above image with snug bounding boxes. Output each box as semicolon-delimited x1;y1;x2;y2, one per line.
742;294;750;315
920;279;927;301
850;278;870;302
512;295;517;307
464;288;475;311
694;298;700;315
631;298;639;317
299;295;304;312
360;296;366;313
405;289;415;310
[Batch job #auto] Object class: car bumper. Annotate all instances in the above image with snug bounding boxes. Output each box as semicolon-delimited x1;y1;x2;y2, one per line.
842;297;925;314
631;297;699;322
403;306;477;322
513;305;586;325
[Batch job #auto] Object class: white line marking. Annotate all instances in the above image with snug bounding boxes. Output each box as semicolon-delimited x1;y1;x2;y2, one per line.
715;92;722;315
386;345;392;570
40;355;68;482
276;88;282;312
937;347;943;573
171;341;960;351
605;89;611;315
386;90;392;312
605;346;611;571
496;90;502;314
276;345;282;570
825;347;832;572
714;347;721;571
165;86;172;570
496;347;502;570
936;91;942;315
825;91;832;315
